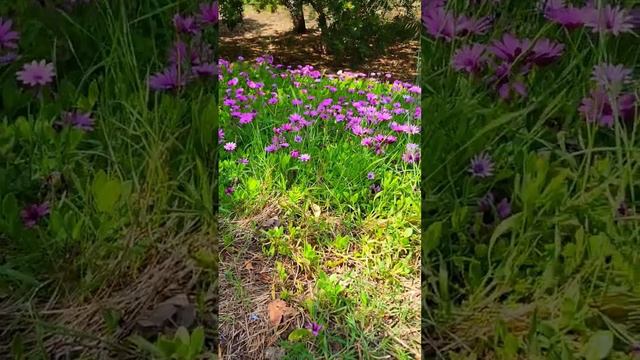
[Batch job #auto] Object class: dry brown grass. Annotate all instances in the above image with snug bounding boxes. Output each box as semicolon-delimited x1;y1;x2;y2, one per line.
0;219;216;359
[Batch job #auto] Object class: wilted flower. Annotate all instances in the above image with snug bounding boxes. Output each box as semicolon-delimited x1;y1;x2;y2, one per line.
21;202;50;228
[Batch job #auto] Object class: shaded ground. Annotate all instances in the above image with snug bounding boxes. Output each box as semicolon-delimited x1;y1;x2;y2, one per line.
220;6;419;83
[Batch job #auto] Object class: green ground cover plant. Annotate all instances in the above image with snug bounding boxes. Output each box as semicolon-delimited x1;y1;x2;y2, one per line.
0;1;218;358
219;56;421;358
423;0;640;359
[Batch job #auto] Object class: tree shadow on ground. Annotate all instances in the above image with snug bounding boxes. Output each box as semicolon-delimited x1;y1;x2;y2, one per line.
220;15;419;83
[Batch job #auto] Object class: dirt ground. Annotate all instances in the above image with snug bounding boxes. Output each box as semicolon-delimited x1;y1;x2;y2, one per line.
220;6;419;83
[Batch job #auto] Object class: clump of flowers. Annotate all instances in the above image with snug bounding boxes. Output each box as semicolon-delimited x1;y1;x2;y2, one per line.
579;63;637;128
451;33;564;100
149;2;218;92
543;1;635;35
422;1;492;42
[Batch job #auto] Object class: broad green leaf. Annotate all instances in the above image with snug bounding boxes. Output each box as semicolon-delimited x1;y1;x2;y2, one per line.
584;331;613;360
189;327;205;357
423;221;442;256
288;328;312;342
92;171;122;213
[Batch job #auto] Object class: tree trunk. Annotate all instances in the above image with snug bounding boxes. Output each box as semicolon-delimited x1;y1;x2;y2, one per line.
289;0;307;34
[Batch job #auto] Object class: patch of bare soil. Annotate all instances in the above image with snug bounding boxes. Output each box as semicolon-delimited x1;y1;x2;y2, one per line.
218;202;308;360
220;6;419;83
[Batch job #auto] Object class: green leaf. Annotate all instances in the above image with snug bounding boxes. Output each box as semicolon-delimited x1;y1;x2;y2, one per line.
584;331;613;360
189;327;205;357
91;171;122;213
175;326;190;344
423;221;442;257
488;213;523;262
402;227;413;238
288;328;312;342
88;80;99;107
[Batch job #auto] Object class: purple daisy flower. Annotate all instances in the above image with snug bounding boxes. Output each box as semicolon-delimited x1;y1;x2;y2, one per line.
305;322;323;336
225;186;234;195
452;43;487;74
237;158;249;165
0;17;20;49
591;63;632;93
469;152;494;178
490;34;531;63
529;38;564;66
192;63;216;77
224;142;236;151
148;66;187;91
199;2;218;25
20;202;50;228
367;172;375;180
423;7;456;42
60;110;95;132
578;89;637;127
173;14;199;35
585;5;634;35
16;60;55;87
496;198;512;219
545;4;591;29
299;153;311;162
456;15;493;36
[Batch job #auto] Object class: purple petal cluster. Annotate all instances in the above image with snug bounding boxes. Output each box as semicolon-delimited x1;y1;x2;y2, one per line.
149;2;217;91
579;63;637;128
220;56;419;195
21;202;50;228
452;33;564;100
58;110;95;132
422;2;492;42
0;17;20;65
17;60;56;87
544;1;635;35
477;192;512;224
469;152;494;178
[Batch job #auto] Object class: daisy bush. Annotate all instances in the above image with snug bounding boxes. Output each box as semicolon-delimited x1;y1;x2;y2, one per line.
423;0;640;358
219;56;420;357
1;1;217;357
